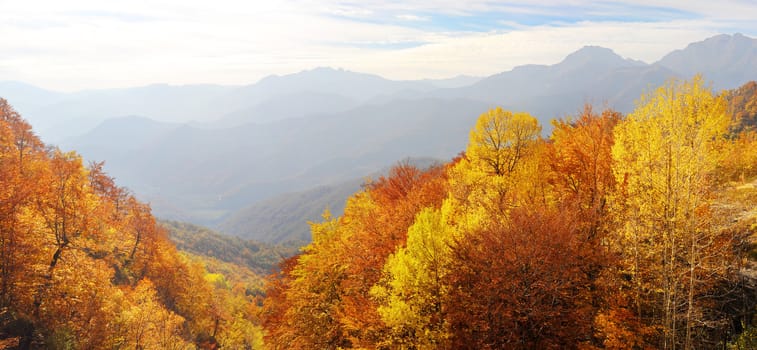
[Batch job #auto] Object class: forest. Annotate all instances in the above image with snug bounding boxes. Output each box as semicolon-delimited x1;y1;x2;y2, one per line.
0;99;265;348
262;77;757;349
0;77;755;349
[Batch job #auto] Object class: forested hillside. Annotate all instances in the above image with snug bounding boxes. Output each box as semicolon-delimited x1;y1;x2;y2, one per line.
3;76;757;349
0;99;264;348
217;157;441;244
263;77;757;349
162;220;297;274
728;80;757;132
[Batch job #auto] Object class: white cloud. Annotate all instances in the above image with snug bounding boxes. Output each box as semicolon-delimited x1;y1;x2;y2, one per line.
0;1;754;91
396;14;430;22
336;20;720;80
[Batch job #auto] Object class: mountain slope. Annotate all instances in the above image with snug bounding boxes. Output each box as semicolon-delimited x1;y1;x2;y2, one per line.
63;98;490;223
21;84;235;142
4;68;440;142
21;34;757;228
216;178;363;244
216;157;441;244
0;81;65;113
658;33;757;90
212;91;360;127
214;67;436;110
728;81;757;131
0;99;265;349
445;45;670;122
162;220;297;275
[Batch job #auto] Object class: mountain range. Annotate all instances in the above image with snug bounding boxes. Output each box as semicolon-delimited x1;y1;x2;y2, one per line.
1;33;756;243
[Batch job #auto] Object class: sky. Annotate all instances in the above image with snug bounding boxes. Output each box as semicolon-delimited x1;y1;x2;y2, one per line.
1;0;756;92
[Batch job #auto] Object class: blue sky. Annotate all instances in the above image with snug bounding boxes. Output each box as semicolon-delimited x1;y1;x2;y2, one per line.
1;0;755;91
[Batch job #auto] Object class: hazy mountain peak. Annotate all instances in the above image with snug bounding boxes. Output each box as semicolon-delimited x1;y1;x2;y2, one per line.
262;66;385;82
308;66;348;73
657;33;757;89
703;32;752;44
659;33;756;62
558;45;639;70
571;45;616;56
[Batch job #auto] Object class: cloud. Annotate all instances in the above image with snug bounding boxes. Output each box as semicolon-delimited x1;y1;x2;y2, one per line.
335;19;720;81
396;14;430;22
0;1;755;91
65;10;159;23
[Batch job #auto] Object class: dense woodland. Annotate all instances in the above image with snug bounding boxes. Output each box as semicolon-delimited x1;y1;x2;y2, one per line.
0;77;756;349
0;99;264;348
263;77;757;349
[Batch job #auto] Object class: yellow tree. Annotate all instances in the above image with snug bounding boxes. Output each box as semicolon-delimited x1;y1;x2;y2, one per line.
31;150;101;323
280;211;350;349
0;99;46;309
449;108;542;224
371;202;457;349
118;279;189;349
467;107;541;176
612;76;731;349
338;163;448;347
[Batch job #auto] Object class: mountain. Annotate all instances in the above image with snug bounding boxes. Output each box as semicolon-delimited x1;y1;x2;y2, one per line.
8;34;756;143
456;45;645;102
216;157;440;244
422;75;482;88
0;81;65;113
218;80;757;246
2;68;443;142
1;83;237;142
444;45;670;123
212;91;360;127
162;220;297;275
10;33;757;233
68;115;179;152
62;98;489;224
658;33;757;90
216;178;364;244
728;81;757;131
206;67;442;127
215;67;436;109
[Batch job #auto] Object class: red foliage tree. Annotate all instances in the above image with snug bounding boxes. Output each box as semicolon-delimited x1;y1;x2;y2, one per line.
445;207;595;349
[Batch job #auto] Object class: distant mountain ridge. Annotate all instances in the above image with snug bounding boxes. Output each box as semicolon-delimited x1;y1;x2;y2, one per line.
658;33;757;90
1;68;475;142
1;33;756;229
444;45;676;117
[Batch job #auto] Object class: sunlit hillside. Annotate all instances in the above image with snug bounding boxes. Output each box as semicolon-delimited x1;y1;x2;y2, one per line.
262;78;757;349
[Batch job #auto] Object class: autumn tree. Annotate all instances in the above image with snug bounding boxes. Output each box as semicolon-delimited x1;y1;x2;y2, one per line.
371;203;457;349
0;99;45;310
117;279;189;349
727;81;757;132
339;162;449;347
262;255;300;349
448;108;543;227
612;76;734;349
260;162;450;349
258;82;757;348
549;104;620;227
547;105;634;346
445;206;594;349
280;211;351;349
467;107;541;176
0;98;263;348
